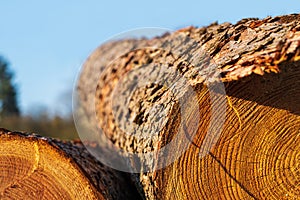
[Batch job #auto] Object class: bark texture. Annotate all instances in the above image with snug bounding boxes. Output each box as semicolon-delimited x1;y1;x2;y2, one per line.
78;14;300;199
0;128;141;200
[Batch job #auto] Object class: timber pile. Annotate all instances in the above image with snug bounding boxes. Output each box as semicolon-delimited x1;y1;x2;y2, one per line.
1;14;300;199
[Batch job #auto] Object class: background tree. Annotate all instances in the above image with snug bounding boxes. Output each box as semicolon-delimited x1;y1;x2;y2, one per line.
0;57;20;118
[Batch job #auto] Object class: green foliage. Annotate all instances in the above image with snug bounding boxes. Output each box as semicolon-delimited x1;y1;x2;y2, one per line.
0;57;20;118
1;115;78;140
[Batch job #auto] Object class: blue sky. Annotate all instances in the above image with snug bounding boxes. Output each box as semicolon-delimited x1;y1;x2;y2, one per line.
0;1;299;116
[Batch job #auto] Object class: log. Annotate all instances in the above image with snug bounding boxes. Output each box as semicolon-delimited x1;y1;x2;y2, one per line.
0;128;141;199
77;14;300;199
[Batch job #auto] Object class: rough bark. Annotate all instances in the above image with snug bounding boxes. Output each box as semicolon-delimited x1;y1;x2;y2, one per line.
78;14;300;199
0;128;141;200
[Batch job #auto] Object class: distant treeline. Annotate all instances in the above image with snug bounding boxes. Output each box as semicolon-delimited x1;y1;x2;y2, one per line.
0;56;78;140
1;114;78;140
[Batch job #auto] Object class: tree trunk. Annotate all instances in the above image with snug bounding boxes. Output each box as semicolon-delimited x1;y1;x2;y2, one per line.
0;128;141;200
78;14;300;199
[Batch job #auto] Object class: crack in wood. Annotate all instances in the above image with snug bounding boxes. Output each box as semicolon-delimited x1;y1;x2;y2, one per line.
183;123;258;199
208;152;258;200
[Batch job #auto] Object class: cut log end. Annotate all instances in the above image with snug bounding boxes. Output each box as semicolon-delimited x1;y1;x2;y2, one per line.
156;60;300;200
0;129;97;199
0;129;141;200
